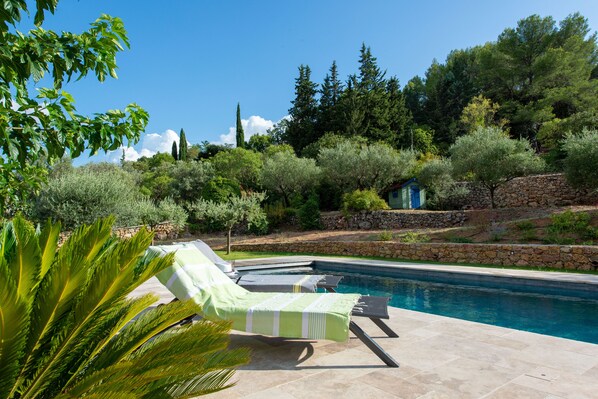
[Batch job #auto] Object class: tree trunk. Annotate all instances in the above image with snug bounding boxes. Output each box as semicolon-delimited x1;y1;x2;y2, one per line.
226;228;232;255
489;186;497;209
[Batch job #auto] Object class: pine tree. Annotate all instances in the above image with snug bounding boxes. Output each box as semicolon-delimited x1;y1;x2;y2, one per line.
285;65;319;153
179;129;188;161
355;44;395;145
387;76;412;148
317;61;345;136
236;103;245;148
171;140;178;160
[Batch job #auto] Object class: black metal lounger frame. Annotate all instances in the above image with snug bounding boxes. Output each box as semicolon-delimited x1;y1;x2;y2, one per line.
238;274;400;367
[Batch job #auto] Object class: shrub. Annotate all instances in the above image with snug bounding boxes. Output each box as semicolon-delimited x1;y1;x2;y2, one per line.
341;189;389;213
34;164;143;229
547;210;596;241
34;164;188;230
399;232;430;243
516;220;535;231
298;194;322;230
549;210;591;235
378;231;394;241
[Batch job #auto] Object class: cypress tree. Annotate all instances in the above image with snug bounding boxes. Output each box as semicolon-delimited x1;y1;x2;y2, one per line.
171;140;178;160
236;103;245;148
179;129;188;161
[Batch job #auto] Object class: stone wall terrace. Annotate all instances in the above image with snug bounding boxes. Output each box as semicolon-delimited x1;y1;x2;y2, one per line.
232;241;598;271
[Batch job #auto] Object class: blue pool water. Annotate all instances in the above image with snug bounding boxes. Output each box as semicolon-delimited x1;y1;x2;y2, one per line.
255;267;598;344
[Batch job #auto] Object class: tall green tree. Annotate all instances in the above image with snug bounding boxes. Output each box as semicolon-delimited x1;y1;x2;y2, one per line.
236;103;245;148
355;44;394;144
285;65;319;153
317;61;345;136
0;0;149;216
387;76;412;148
171;141;178;160
179;129;188;161
478;13;598;145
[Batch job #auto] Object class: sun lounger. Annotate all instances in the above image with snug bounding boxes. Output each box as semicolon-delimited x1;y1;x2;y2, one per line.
188;240;399;346
149;244;399;367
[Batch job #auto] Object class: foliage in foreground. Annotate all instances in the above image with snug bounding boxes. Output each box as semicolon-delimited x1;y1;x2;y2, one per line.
0;0;148;216
0;216;249;398
561;129;598;191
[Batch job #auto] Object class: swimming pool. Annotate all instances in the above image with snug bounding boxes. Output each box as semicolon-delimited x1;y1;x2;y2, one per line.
245;261;598;344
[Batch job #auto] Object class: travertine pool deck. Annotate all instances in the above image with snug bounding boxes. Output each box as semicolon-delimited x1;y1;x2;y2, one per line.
130;259;598;398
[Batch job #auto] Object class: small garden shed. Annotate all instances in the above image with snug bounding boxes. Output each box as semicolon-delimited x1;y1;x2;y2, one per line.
388;178;426;209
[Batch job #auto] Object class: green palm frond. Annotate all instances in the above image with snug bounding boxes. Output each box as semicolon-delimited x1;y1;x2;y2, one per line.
0;257;31;399
37;219;61;279
0;216;248;399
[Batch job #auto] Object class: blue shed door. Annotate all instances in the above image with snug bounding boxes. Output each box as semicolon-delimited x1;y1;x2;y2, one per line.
410;186;420;208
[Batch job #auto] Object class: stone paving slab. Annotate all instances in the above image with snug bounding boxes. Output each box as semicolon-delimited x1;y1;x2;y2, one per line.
130;274;598;398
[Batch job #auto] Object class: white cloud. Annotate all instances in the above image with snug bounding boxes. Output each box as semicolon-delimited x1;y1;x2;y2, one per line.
216;115;275;145
108;129;181;162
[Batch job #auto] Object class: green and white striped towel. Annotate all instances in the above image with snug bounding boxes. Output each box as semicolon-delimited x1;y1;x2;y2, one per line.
149;244;360;342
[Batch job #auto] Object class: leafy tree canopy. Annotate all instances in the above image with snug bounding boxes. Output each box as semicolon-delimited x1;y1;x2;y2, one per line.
318;140;417;193
450;126;545;207
210;147;262;190
260;151;321;206
0;0;148;215
561;129;598;191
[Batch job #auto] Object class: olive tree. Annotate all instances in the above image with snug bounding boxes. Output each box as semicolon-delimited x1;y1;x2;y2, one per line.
416;158;468;209
318;141;417;193
192;193;267;254
260;152;321;206
0;0;148;215
450;127;545;208
561;129;598;191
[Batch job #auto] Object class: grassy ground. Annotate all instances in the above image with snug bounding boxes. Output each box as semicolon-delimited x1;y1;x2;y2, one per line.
215;250;598;275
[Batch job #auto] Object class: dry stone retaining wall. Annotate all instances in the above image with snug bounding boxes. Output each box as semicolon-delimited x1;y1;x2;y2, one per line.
59;222;179;244
457;173;598;209
232;241;598;271
320;210;467;230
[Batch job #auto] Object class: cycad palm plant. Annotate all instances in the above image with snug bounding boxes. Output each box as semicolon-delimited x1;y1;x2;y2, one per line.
0;216;249;399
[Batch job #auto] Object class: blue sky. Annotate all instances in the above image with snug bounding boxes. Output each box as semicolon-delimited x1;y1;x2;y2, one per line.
27;0;598;163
